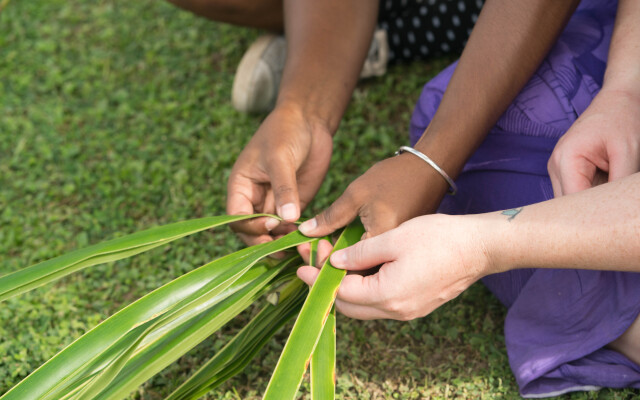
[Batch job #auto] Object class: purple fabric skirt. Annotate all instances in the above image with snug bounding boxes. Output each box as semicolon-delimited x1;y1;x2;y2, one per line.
409;0;640;397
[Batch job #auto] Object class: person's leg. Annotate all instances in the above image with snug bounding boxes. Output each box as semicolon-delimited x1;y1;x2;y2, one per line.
166;0;283;31
378;0;483;63
609;315;640;366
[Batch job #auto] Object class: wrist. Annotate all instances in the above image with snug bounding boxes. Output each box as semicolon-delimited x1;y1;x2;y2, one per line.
601;79;640;102
270;100;337;139
413;121;488;182
472;211;519;276
396;146;457;195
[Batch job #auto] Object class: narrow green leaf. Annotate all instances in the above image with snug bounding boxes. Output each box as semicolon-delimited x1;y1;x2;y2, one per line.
72;262;283;399
309;236;336;399
262;222;364;400
311;307;336;400
0;214;272;302
309;239;318;269
1;230;312;400
90;259;301;400
166;280;307;400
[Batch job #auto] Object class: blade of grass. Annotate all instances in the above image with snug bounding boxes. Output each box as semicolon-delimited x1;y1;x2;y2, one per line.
309;239;318;269
1;230;312;400
0;214;272;302
0;0;10;13
311;306;336;400
310;238;336;400
262;222;364;400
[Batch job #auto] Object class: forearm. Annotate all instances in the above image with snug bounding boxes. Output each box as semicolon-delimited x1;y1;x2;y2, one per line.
602;0;640;95
484;173;640;274
415;0;579;182
277;0;378;135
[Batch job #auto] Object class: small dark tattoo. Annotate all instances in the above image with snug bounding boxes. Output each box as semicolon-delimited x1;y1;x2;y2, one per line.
501;207;523;221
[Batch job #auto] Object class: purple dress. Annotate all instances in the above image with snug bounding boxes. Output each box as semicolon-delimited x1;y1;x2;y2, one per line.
409;0;640;397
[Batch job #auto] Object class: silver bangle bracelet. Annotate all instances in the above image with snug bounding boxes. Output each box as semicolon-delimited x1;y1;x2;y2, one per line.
395;146;458;195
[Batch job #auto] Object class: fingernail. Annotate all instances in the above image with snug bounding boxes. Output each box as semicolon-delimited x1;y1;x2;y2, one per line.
265;217;280;231
279;203;298;221
299;218;317;235
330;251;347;268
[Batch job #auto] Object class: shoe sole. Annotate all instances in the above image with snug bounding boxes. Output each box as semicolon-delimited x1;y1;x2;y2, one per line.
232;34;282;113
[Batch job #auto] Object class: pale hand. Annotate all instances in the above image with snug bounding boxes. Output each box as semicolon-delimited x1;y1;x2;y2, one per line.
297;214;490;320
548;88;640;196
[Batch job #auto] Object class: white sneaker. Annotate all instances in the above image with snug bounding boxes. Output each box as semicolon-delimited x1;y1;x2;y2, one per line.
360;29;389;79
232;34;286;113
231;30;389;113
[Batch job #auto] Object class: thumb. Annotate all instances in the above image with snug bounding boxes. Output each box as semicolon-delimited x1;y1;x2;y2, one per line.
268;157;300;222
608;145;640;183
559;157;597;195
330;232;395;271
299;192;358;237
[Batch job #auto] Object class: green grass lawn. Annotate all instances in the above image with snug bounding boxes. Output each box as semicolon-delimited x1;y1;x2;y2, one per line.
0;1;637;399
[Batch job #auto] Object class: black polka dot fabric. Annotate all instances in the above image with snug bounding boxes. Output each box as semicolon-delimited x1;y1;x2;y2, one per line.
378;0;484;62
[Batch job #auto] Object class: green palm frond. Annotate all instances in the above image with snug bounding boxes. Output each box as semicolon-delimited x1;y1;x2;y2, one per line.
1;216;362;400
